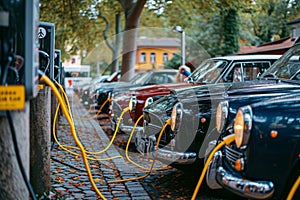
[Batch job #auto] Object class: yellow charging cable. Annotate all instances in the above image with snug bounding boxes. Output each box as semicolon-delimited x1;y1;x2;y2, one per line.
52;101;121;161
124;115;169;171
53;81;122;156
109;119;171;184
287;175;300;200
40;74;107;200
74;97;112;120
191;134;235;200
55;82;74;122
87;106;130;155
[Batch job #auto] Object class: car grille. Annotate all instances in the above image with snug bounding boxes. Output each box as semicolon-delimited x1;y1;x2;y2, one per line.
144;123;162;136
224;145;243;168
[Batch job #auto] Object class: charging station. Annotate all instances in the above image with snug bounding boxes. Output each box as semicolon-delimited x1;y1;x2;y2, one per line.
0;0;39;111
38;22;55;82
54;49;62;84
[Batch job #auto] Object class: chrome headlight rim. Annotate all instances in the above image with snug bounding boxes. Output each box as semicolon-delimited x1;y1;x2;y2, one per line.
144;97;154;108
129;96;137;112
170;102;183;133
234;106;252;148
216;101;229;133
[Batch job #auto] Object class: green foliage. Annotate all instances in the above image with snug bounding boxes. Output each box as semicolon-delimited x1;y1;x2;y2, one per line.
249;0;300;44
39;0;300;64
164;54;181;69
221;8;239;55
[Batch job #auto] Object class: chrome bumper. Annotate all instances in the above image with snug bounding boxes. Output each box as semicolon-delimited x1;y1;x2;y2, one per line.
135;135;197;165
206;150;274;199
112;116;143;135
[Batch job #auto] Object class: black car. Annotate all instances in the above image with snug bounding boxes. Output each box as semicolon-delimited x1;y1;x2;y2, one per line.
137;43;300;169
111;54;281;135
90;69;178;113
206;92;300;200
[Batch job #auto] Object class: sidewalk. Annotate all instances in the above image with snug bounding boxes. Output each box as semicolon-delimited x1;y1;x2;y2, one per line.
50;97;166;199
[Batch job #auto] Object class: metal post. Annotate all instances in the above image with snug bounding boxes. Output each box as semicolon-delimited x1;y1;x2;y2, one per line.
173;26;186;66
181;30;186;66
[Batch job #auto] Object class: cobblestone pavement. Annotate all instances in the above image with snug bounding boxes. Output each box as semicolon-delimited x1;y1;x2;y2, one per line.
50;97;244;200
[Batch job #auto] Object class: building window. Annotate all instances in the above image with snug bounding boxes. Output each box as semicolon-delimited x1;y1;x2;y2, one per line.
150;52;156;63
163;53;168;62
140;52;146;63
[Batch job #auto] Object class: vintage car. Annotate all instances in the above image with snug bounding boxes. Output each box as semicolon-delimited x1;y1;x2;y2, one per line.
137;43;300;169
89;69;178;113
111;54;281;134
80;71;121;106
205;92;300;200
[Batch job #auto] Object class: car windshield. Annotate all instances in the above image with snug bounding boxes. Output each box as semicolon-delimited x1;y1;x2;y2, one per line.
129;72;147;84
188;59;228;83
261;44;300;79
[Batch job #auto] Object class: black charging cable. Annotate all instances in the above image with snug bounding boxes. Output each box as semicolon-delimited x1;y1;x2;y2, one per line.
39;50;50;75
6;110;37;200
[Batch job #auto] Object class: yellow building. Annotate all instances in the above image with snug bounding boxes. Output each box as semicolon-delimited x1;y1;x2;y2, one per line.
135;37;180;71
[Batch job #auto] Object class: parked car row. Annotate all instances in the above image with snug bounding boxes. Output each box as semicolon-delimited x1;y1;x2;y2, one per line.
86;69;178;113
111;54;281;136
78;43;300;199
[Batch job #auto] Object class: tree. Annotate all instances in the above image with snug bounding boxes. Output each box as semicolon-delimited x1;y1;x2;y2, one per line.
221;8;239;55
39;0;107;60
249;0;300;44
98;13;122;73
117;0;147;81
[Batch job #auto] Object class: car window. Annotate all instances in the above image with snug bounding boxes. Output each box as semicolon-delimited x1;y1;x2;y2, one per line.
261;46;300;79
190;60;228;83
130;72;151;84
242;62;270;80
276;62;300;79
223;63;241;82
223;61;271;82
166;73;176;83
147;73;175;84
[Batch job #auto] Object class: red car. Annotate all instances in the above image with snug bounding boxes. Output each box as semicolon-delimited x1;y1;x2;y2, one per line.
111;54;281;135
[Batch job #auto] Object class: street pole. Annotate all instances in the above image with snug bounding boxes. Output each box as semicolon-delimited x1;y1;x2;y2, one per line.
181;30;185;66
173;26;186;66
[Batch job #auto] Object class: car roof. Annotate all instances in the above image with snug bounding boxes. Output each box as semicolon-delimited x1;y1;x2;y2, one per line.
212;54;282;60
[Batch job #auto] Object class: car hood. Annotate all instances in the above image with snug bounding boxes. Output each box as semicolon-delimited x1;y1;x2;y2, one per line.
113;82;195;106
251;92;300;111
130;82;194;96
144;79;300;114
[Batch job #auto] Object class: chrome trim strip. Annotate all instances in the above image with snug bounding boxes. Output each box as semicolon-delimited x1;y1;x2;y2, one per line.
153;148;197;164
135;134;197;164
216;166;274;199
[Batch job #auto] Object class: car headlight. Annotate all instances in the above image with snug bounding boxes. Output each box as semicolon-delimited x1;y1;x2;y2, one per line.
234;106;252;148
144;97;153;108
216;101;229;133
170;102;183;133
129;96;137;112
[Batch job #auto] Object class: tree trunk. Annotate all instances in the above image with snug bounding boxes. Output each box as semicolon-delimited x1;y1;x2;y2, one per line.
111;13;122;73
120;26;138;81
119;0;147;81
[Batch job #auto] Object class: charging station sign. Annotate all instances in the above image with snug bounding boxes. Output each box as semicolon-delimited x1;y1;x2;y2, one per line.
0;86;25;110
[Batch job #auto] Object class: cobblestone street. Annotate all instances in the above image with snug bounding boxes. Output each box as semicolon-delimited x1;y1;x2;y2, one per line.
50;98;243;199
